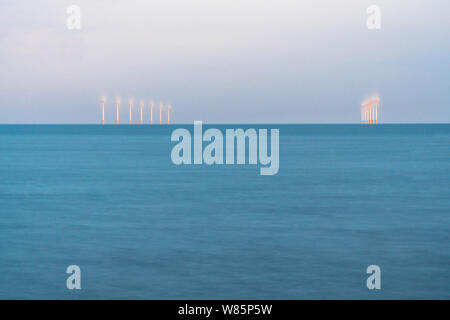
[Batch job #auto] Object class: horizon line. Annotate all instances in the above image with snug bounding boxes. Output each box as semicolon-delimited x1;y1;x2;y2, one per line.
0;122;449;125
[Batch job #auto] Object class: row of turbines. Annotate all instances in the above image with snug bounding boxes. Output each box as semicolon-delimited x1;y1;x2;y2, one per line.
360;96;380;124
101;98;172;125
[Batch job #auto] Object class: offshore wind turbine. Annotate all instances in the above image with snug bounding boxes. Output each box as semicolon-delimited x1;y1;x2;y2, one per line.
116;98;120;124
150;101;154;124
101;97;106;125
140;101;144;125
159;102;163;124
167;104;171;124
129;99;133;125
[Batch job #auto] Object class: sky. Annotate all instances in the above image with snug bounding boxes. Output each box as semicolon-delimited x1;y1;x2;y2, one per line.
0;0;449;123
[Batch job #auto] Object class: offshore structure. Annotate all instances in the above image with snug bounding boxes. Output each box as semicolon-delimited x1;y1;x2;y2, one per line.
150;101;154;124
128;100;133;125
167;104;171;124
115;99;120;124
140;101;144;125
101;98;172;125
101;97;105;125
361;96;380;124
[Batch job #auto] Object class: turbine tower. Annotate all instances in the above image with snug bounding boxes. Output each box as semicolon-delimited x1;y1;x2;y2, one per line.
159;102;163;124
116;99;120;125
375;102;378;124
167;104;171;124
150;101;154;124
129;99;133;125
101;97;106;125
140;101;144;125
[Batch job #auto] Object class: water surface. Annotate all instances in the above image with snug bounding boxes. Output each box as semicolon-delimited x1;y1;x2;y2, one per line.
0;124;449;299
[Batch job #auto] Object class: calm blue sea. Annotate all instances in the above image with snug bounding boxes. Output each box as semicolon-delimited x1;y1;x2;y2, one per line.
0;124;449;299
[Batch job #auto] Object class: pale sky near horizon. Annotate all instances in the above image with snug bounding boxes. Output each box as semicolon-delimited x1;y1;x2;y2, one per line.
0;0;449;123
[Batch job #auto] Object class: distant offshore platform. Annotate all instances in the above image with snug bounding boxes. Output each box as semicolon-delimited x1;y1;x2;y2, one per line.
361;96;380;124
100;98;172;125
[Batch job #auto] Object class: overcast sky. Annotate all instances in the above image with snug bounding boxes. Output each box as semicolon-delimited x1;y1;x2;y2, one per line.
0;0;449;123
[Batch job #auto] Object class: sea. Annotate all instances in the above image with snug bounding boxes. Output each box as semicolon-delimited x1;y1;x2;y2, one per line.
0;124;449;299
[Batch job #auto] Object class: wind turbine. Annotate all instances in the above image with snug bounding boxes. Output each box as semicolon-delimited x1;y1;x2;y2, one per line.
116;98;120;125
129;99;133;125
140;101;144;125
159;102;163;124
150;101;154;124
101;97;106;125
167;104;171;124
